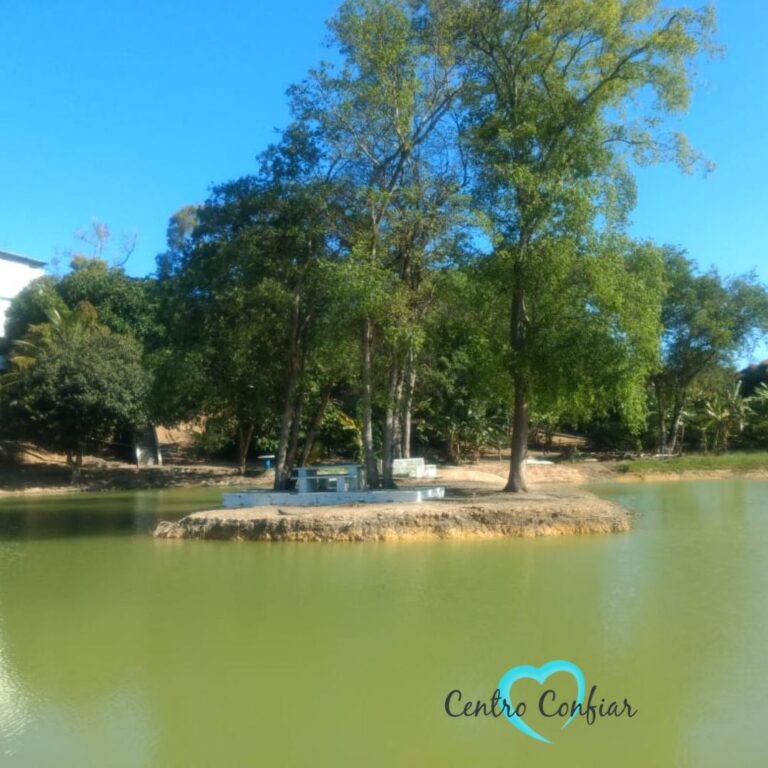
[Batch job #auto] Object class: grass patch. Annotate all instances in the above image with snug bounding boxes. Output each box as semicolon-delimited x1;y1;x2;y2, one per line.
621;452;768;474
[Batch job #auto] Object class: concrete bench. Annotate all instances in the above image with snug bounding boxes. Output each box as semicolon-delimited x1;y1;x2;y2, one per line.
392;458;437;479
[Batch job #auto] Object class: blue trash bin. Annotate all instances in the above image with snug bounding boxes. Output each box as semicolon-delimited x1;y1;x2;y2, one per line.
257;454;275;470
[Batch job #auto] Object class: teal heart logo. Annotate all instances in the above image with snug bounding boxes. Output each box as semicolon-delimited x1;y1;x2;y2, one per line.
497;660;585;745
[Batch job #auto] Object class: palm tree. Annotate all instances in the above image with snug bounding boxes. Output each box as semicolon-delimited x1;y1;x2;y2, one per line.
703;381;752;453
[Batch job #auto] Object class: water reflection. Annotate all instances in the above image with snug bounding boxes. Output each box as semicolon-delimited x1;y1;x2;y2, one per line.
0;488;225;540
0;626;29;752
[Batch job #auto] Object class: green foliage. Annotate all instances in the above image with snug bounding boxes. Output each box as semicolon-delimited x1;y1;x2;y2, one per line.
416;263;510;461
165;205;200;253
660;250;768;375
315;405;363;461
3;276;67;343
700;382;752;453
517;235;666;430
621;452;768;475
578;411;641;453
455;0;715;486
5;258;160;352
742;384;768;449
57;259;160;343
1;303;148;467
154;127;343;472
652;250;768;452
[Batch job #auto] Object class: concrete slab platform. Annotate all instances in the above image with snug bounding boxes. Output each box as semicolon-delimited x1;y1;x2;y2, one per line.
223;487;446;508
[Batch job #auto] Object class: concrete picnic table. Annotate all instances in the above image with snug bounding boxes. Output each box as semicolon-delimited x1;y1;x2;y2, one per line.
294;464;363;494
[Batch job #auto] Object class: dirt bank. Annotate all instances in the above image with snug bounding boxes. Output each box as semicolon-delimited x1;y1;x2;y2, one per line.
4;454;767;499
0;456;608;497
0;462;266;497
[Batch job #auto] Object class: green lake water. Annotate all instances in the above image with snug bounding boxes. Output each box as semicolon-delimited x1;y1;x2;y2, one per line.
1;480;767;767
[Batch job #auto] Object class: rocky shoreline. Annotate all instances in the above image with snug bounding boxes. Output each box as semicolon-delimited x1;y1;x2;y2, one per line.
152;489;630;542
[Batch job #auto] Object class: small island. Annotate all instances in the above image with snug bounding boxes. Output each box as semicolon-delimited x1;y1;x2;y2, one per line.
153;463;630;542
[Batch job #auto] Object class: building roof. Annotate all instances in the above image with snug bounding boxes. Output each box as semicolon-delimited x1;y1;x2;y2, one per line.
0;250;46;269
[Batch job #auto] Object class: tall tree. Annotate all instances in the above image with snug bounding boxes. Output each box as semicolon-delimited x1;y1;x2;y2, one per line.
290;0;464;487
461;0;715;490
653;249;768;453
377;158;470;485
156;126;342;479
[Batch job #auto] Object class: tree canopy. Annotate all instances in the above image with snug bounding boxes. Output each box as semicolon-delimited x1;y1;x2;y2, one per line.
1;303;148;473
652;249;768;453
450;0;714;489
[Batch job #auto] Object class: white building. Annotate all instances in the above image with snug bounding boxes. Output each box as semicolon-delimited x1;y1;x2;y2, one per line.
1;250;46;340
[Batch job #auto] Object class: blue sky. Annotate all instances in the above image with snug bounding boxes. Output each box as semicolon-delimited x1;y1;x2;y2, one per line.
0;1;766;359
0;0;340;271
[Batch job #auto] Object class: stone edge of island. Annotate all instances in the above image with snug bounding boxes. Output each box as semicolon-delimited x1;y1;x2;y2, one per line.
152;490;630;542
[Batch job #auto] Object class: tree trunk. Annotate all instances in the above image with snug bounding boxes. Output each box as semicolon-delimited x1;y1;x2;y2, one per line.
505;253;529;493
285;392;305;476
274;297;304;491
361;317;378;488
274;403;292;489
392;395;403;461
236;424;255;475
448;429;460;464
667;394;687;455
506;373;529;492
401;346;416;459
71;442;84;484
382;359;404;489
299;383;333;467
655;378;668;454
